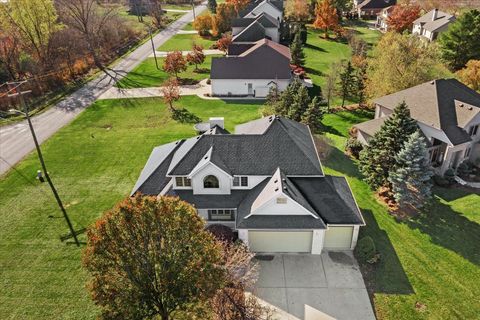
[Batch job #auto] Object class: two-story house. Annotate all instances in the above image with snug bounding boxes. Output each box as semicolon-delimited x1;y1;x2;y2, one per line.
232;12;280;43
412;9;455;42
354;79;480;174
354;0;396;18
131;116;365;254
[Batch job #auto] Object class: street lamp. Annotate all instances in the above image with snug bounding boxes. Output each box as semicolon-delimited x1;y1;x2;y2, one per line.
191;0;196;20
8;83;80;247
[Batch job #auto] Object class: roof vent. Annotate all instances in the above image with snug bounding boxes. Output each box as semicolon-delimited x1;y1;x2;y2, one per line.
459;103;464;107
274;179;278;183
196;136;201;140
282;178;286;182
274;187;279;191
468;106;473;110
204;156;208;160
283;186;287;190
430;80;435;84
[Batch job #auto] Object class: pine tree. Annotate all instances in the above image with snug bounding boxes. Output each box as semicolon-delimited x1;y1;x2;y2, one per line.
301;96;327;132
359;101;418;190
289;84;311;121
388;130;433;210
208;0;217;13
290;31;305;66
338;61;356;108
273;79;303;116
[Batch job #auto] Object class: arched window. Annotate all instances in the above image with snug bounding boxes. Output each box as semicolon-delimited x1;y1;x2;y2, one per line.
203;175;219;188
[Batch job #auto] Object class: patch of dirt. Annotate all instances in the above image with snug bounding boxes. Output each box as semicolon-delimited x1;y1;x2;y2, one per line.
254;255;275;261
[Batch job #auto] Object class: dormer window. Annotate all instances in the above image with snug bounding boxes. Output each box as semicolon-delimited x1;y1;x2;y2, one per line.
175;177;191;187
204;175;219;188
233;176;248;187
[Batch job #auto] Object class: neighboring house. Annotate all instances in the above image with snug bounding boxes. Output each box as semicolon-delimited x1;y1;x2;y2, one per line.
131;116;365;254
232;12;280;43
354;0;396;18
412;8;455;42
210;39;292;97
354;79;480;174
239;0;284;21
375;5;395;31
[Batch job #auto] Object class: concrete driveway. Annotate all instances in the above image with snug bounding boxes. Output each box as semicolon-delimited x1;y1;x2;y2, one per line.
253;252;376;320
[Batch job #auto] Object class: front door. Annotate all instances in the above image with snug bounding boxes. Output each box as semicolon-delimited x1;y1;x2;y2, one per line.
247;83;253;96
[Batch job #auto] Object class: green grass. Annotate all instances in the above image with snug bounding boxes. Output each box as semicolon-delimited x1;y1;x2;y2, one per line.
0;96;262;319
158;33;217;51
116;55;219;88
321;111;480;320
304;23;381;106
163;3;191;10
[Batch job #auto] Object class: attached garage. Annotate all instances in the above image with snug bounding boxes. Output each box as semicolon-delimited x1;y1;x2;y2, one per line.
248;231;313;253
324;226;354;250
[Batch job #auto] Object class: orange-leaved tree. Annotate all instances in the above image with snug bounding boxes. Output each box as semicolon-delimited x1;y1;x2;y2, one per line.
186;43;206;71
313;0;339;39
457;60;480;92
193;14;213;36
285;0;310;23
226;0;250;16
162;77;181;112
216;33;232;53
212;3;236;37
83;195;225;320
163;50;187;80
386;4;421;33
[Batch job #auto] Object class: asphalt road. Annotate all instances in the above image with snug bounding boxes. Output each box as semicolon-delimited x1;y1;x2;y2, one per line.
0;4;206;176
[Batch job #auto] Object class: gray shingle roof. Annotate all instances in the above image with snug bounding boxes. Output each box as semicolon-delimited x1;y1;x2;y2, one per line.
239;0;282;18
413;9;455;32
232;21;266;43
373;79;480;145
354;117;388;137
232;12;279;28
227;43;256;56
211;39;291;80
169;116;323;176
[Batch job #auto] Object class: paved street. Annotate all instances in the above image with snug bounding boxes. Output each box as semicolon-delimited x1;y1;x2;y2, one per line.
0;4;206;176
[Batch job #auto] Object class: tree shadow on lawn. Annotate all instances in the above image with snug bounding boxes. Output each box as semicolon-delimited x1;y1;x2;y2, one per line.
433;185;480;202
404;198;480;266
304;67;323;77
115;72;163;88
305;43;327;52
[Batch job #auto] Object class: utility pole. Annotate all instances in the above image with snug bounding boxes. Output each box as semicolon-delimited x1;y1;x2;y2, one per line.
8;81;80;247
191;0;196;20
148;24;159;70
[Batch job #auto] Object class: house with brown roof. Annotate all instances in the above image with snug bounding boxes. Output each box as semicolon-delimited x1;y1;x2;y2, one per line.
210;39;292;97
412;9;455;41
354;0;396;18
354;79;480;174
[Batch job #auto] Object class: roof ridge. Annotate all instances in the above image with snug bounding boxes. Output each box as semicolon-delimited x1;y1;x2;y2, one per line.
167;135;205;175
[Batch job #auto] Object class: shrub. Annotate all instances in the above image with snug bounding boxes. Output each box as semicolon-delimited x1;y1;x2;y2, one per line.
433;175;450;187
205;224;235;243
444;168;456;184
457;161;472;176
345;137;363;159
354;236;377;264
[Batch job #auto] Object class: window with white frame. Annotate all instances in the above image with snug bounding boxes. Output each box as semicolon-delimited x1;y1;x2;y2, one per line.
175;177;191;187
233;176;248;187
469;124;479;137
208;209;235;221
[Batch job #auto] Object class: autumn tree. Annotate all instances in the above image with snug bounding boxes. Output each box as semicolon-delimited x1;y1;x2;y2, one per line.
226;0;250;16
194;14;213;36
313;0;339;39
212;3;236;37
186;44;206;71
386;4;421;33
162;77;181;112
438;9;480;70
83;195;225;320
0;33;21;80
365;32;449;99
0;0;62;72
216;33;233;53
285;0;310;23
163;51;187;79
57;0;117;78
457;60;480;92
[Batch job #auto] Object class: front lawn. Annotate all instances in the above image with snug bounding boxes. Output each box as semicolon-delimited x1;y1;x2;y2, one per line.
0;96;262;319
321;111;480;319
116;55;219;88
158;33;217;51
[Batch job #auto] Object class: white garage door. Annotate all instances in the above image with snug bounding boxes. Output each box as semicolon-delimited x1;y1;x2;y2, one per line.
324;227;353;250
248;231;313;253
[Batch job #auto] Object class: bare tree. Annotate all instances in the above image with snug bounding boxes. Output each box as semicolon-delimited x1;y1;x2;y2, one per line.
56;0;117;79
325;62;340;110
162;77;180;112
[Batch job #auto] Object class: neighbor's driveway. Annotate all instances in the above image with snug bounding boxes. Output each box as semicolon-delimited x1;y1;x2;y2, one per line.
254;252;376;320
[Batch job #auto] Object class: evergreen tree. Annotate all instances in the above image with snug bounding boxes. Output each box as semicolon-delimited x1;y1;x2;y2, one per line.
439;9;480;70
359;101;417;190
290;31;305;66
288;84;310;121
273;79;303;116
208;0;218;13
338;61;356;107
388;130;433;209
301;96;327;132
356;64;367;105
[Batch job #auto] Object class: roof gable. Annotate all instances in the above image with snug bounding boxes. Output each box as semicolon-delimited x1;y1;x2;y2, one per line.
232;21;266;42
358;0;396;9
413;9;455;32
